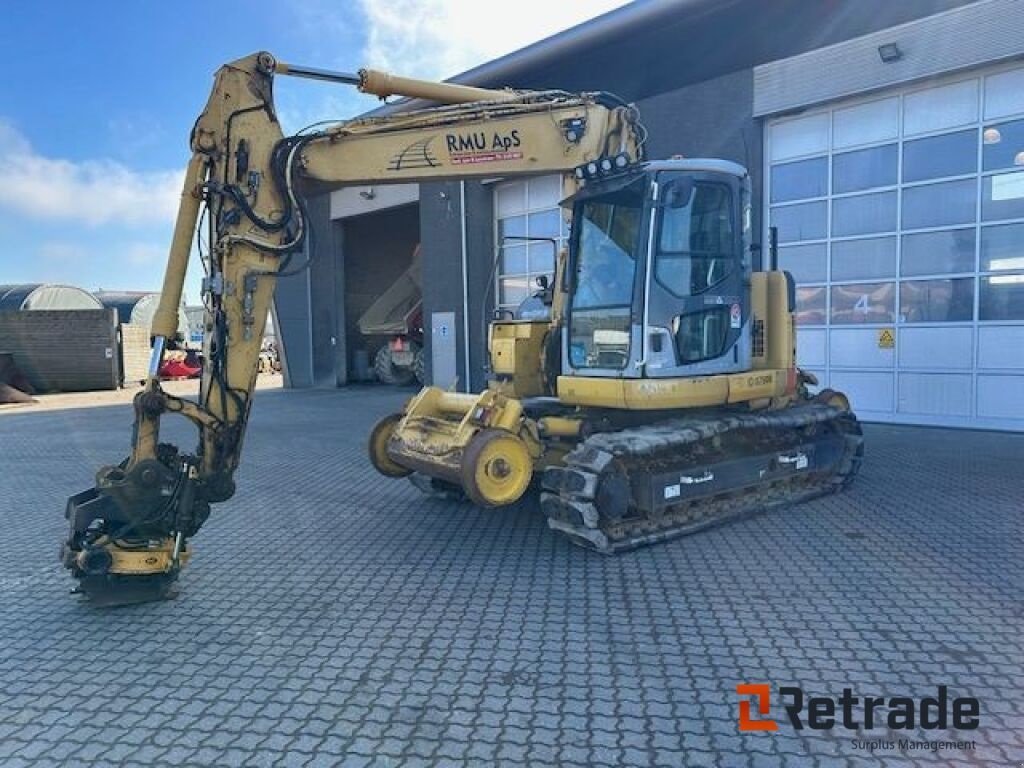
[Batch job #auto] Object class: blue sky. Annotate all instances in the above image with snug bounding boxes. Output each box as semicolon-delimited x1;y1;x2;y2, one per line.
0;0;626;304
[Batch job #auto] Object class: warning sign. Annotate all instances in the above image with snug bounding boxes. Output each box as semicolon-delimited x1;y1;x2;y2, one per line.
730;303;742;329
878;328;895;348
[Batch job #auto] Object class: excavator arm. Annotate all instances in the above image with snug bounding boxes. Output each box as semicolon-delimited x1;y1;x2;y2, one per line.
60;51;645;605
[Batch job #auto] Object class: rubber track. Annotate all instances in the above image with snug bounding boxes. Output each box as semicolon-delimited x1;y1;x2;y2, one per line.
541;402;864;553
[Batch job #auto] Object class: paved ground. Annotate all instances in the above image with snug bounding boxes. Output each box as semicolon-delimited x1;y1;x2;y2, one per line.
0;373;282;414
0;385;1021;767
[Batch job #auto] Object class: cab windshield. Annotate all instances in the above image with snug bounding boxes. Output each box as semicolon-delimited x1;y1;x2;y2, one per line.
568;180;644;370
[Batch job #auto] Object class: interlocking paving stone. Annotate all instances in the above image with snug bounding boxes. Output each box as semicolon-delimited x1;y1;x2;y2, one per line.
0;385;1022;766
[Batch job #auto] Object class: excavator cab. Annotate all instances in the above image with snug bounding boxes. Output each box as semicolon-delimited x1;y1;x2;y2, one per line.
486;160;753;401
562;159;752;382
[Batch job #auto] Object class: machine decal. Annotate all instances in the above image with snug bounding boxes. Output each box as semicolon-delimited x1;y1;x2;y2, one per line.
704;294;740;306
730;302;742;328
387;137;442;171
446;130;523;165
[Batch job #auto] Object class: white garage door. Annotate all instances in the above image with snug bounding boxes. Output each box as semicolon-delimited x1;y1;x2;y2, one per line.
493;175;568;315
767;63;1024;431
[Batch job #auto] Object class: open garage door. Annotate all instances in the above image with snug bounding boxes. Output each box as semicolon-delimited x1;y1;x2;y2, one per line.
340;203;421;385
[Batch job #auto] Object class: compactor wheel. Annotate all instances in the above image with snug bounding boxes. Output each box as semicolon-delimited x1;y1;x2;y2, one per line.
368;413;414;478
461;429;533;508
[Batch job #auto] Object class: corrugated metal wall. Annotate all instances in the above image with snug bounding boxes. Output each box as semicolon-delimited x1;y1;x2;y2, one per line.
0;309;119;392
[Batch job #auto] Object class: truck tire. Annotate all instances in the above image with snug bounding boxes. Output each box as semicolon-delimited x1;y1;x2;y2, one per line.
374;345;417;386
413;347;425;385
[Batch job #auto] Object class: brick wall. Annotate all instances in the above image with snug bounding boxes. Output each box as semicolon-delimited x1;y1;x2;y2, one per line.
119;323;151;386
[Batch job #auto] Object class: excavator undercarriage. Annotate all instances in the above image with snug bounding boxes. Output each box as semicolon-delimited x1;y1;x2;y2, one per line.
540;396;863;552
371;384;863;554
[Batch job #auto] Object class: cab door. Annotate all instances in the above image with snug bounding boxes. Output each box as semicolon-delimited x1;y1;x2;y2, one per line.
641;170;751;377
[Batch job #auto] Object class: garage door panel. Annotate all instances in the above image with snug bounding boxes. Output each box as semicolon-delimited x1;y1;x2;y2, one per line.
766;62;1024;431
897;326;973;370
829;328;895;368
830;371;894;413
898;373;972;416
770;113;829;161
977;375;1024;419
796;329;826;368
985;68;1024;121
833;97;898;149
978;326;1024;370
904;79;979;136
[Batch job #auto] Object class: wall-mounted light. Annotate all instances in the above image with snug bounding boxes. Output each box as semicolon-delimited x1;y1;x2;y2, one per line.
877;43;903;63
984;127;1002;144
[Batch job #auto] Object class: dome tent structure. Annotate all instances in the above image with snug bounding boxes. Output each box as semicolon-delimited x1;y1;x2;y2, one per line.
95;291;189;337
0;284;102;311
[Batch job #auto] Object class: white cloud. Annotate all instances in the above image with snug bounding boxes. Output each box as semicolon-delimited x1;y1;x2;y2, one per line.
0;121;182;227
358;0;630;80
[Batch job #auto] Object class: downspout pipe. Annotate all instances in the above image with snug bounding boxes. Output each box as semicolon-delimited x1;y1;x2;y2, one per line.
460;182;471;392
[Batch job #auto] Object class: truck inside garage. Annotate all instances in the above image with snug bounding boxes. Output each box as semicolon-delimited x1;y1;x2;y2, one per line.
339;202;421;386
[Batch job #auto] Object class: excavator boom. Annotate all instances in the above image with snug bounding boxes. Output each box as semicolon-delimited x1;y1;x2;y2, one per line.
60;51;645;605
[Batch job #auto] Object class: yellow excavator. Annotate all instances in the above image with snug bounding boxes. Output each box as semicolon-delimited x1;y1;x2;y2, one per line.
61;52;862;605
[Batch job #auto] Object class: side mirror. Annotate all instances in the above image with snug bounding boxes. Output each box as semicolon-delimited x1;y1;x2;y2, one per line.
535;275;549;290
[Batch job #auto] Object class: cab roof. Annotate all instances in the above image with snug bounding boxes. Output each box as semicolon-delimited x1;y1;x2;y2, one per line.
641;158;748;178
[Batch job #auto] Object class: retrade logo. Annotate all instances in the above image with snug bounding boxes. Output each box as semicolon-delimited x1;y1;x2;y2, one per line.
736;684;778;732
736;684;980;733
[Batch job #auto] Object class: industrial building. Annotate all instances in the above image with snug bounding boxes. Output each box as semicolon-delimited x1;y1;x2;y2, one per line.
274;0;1024;431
